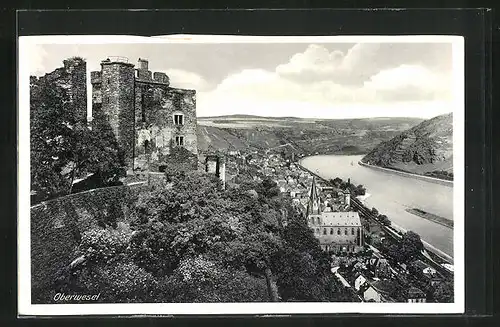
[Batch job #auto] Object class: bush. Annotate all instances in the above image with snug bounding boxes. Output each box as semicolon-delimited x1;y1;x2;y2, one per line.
79;228;131;264
76;262;157;303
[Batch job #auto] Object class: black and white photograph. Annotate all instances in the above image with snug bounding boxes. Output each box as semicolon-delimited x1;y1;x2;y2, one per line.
18;35;464;315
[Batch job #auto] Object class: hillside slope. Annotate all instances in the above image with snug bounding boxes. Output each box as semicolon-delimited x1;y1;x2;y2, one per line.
197;116;423;156
361;113;453;179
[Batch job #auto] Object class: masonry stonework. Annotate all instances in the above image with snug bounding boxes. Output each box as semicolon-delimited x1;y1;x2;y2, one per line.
91;57;198;171
31;57;88;124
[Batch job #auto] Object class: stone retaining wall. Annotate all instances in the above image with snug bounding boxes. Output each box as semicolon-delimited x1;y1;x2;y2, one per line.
30;184;147;303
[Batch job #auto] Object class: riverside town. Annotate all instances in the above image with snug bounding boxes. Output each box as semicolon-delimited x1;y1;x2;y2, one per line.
28;44;455;306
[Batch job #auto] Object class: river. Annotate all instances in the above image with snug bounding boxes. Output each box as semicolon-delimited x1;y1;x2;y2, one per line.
300;155;454;259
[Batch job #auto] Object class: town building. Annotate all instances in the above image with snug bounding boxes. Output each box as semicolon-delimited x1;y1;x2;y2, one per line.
91;57;198;171
360;280;395;302
354;274;368;291
367;256;392;278
407;286;427;303
306;177;365;253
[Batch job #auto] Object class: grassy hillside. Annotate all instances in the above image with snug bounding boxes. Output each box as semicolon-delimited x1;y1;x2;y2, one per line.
197;116;424;156
361;113;453;178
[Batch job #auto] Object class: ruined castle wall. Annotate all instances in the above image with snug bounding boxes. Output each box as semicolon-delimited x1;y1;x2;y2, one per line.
65;58;87;123
91;71;102;104
34;57;88;124
167;88;198;154
134;81;198;171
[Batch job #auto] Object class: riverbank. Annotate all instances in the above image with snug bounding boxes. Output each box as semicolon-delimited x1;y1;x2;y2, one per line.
358;161;453;187
406;208;453;229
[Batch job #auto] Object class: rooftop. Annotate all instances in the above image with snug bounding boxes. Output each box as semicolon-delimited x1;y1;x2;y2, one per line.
320;211;362;227
370;279;396;296
408;286;426;298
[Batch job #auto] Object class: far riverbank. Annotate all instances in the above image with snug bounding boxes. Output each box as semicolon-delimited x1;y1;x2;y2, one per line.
358;161;453;187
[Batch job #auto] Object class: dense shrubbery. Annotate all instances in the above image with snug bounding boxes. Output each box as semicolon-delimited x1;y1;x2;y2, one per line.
31;185;147;303
50;171;353;303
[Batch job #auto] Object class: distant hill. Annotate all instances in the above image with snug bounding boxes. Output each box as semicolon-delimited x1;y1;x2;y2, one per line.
361;113;453;179
197;115;424;156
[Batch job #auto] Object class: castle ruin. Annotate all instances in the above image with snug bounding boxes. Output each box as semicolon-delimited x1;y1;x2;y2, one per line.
90;57;198;171
31;57;236;182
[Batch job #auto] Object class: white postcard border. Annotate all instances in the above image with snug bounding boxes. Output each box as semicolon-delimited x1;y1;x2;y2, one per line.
18;34;465;316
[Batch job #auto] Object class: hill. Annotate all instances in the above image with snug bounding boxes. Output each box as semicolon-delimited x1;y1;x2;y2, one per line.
361;113;453;179
197;115;424;156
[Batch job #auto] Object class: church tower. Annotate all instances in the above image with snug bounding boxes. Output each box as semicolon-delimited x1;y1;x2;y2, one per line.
306;177;322;216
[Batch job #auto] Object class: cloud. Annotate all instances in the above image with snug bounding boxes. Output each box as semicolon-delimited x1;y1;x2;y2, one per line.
163;69;210;91
276;43;382;85
364;64;451;101
276;43;452;86
198;43;454;118
200;63;450;115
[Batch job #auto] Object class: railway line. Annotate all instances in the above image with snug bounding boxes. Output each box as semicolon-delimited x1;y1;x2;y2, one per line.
351;197;454;280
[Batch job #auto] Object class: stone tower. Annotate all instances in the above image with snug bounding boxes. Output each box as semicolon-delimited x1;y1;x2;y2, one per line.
63;57;88;124
92;57;136;166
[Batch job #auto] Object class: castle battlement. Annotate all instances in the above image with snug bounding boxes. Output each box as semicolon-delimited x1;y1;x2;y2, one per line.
91;57;198;172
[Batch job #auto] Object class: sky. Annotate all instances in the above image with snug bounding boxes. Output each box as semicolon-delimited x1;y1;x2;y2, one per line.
27;38;458;119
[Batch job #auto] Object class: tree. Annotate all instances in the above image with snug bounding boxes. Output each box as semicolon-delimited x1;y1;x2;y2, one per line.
162;145;198;181
353;184;366;196
130;171;281;301
433;281;454;303
30;77;124;201
401;231;424;258
330;177;343;188
387;231;424;263
378;214;391;226
30;77;76;200
67;123;124;194
157;255;269;302
257;178;280;198
57;171;348;303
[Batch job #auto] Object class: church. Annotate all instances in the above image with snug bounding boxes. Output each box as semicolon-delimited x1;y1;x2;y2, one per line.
306;177;365;253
